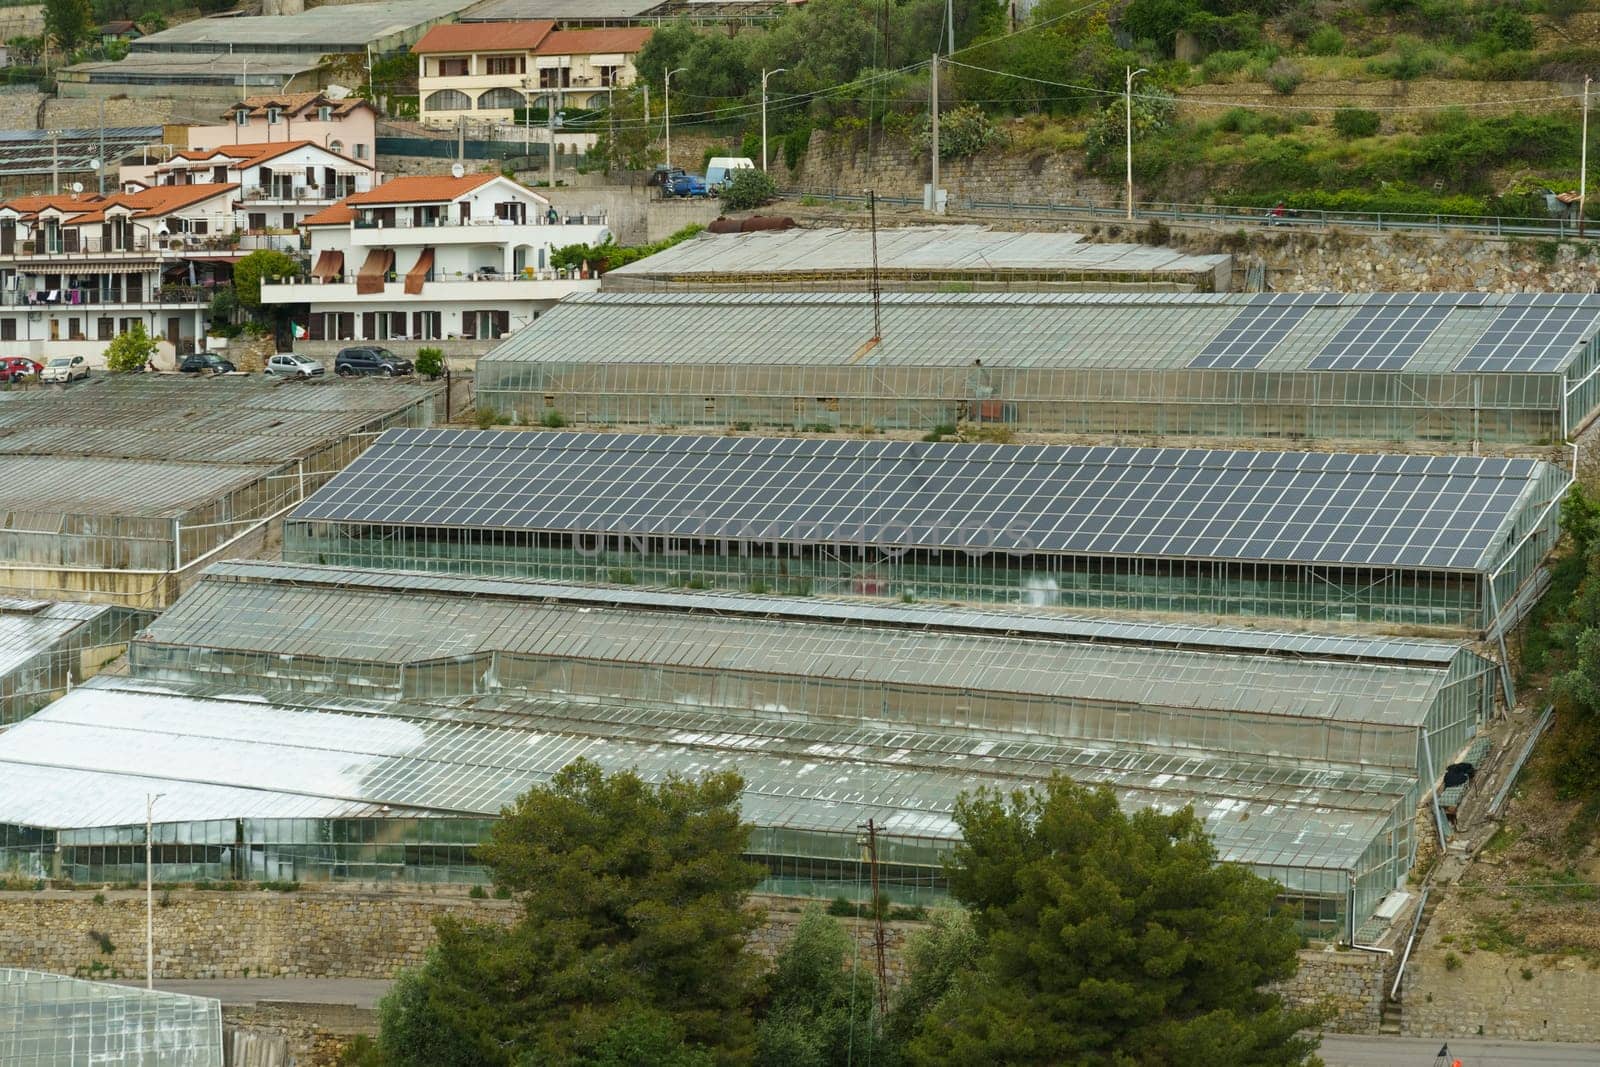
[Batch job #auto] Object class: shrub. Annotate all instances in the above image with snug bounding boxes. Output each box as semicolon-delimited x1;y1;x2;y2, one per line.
413;346;444;379
1478;7;1534;51
1183;11;1263;54
1444;952;1462;971
1367;38;1446;79
475;406;510;429
1333;108;1381;138
468;885;488;899
1280;7;1316;43
1265;58;1303;94
105;321;157;373
917;104;1001;160
540;409;567;428
719;168;777;211
1202;48;1253;80
1306;24;1345;56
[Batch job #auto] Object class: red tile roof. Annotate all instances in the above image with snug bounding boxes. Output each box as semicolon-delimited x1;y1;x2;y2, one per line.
412;20;555;54
222;93;373;119
66;183;239;224
344;173;499;206
0;193;106;218
303;201;356;226
162;140;369;170
536;27;652;55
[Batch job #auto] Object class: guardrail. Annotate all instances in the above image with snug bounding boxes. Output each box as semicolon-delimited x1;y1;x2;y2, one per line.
1489;705;1556;816
785;190;1599;241
1390;886;1429;1003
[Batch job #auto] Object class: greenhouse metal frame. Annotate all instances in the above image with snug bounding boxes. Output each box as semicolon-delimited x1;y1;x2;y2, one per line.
0;967;222;1067
0;600;152;725
475;291;1600;444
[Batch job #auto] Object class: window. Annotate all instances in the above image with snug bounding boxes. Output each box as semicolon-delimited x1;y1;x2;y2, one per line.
318;106;333;121
235;110;249;126
328;139;344;155
266;107;282;124
477;87;524;111
247;212;267;231
539;68;570;89
599;65;621;87
485;55;523;76
97;317;113;341
0;318;14;341
436;57;468;77
424;89;472;112
354;144;368;160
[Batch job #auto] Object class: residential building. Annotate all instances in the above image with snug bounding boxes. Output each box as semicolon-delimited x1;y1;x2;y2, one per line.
208;93;380;164
0;185;239;364
144;140;377;242
413;21;651;127
260;173;608;348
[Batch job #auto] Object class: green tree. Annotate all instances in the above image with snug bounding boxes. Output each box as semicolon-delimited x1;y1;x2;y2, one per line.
375;759;764;1066
413;346;444;379
104;321;157;373
720;169;778;211
754;906;884;1067
44;0;93;52
883;910;981;1050
907;776;1322;1066
584;86;660;173
231;249;298;310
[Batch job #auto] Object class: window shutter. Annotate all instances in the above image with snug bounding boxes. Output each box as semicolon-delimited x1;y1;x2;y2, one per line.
493;310;510;338
362;312;375;339
62;229;78;253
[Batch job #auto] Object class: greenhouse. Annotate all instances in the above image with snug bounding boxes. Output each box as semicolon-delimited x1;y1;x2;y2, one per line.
601;225;1234;293
474;291;1600;443
284;431;1569;634
0;559;1495;938
0;967;222;1067
0;599;151;725
0;374;444;607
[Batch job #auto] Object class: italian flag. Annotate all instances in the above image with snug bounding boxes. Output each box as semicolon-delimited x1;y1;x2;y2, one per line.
292;322;308;340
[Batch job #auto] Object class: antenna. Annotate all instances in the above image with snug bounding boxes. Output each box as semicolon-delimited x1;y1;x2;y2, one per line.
70;181;82;194
450;162;465;179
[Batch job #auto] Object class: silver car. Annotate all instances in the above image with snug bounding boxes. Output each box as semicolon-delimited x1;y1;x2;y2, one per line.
265;353;325;380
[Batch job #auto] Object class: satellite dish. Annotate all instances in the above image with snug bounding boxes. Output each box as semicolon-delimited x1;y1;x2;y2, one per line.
88;158;101;171
450;163;465;179
70;182;82;193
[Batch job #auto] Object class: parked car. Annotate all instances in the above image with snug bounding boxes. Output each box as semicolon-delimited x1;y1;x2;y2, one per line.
180;354;237;374
647;165;686;189
334;346;414;377
706;156;755;190
0;356;42;383
39;355;88;383
265;353;325;380
668;173;710;198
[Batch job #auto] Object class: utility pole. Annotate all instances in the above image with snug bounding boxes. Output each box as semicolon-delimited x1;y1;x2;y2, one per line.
665;67;685;170
930;55;939;214
868;188;881;340
946;0;955;56
146;792;164;990
1125;66;1147;222
643;83;650;123
548;89;560;192
1582;75;1591;239
859;818;889;1017
97;101;105;195
50;131;57;195
761;68;785;172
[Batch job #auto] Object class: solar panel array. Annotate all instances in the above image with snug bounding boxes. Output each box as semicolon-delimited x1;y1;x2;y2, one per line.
1453;293;1600;373
1308;292;1471;371
292;431;1546;572
1187;293;1326;370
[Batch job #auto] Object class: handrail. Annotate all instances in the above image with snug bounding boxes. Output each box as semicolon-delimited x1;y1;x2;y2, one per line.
784;189;1599;241
1489;705;1555;816
1390;886;1429;1002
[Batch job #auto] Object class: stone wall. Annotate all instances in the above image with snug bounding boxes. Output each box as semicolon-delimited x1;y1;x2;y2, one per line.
1402;947;1600;1042
226;1002;376;1067
1271;947;1387;1035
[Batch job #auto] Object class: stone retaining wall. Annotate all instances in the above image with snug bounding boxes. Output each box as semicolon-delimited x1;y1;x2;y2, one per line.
1271;947;1387;1035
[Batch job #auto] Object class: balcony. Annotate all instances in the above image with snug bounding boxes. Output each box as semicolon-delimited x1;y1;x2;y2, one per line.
260;272;598;306
346;216;610;248
242;183;365;205
4;234;159;260
3;284;216;309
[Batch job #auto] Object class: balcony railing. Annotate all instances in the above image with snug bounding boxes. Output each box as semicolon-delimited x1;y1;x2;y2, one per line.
4;284;215;308
282;267;593;286
7;235;155;256
352;212;607;229
242;184;363;201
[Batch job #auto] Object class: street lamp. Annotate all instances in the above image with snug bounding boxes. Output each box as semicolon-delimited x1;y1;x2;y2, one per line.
761;68;786;172
145;792;165;990
664;67;687;171
1125;66;1147;222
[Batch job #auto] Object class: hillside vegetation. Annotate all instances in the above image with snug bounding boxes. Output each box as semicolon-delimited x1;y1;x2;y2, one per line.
608;0;1598;218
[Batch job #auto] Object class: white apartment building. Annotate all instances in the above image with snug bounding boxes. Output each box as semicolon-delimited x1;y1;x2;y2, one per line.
148;140;377;243
0;185;239;364
260;173;609;345
413;22;651;128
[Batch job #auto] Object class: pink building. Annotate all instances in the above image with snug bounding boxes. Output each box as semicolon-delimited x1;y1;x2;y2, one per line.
191;93;379;165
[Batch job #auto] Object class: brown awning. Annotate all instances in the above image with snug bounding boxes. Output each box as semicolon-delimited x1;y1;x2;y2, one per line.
311;249;344;282
354;248;393;295
404;247;434;296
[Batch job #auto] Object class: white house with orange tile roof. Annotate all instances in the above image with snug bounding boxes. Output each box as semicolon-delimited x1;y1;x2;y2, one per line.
413;21;651;129
259;173;609;348
0;183;241;364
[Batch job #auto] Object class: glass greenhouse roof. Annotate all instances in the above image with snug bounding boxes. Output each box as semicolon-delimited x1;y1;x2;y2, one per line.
0;600;114;677
0;679;1403;872
291;430;1549;573
482;291;1600;376
197;560;1471;665
0;967;222;1067
146;563;1474;727
603;225;1230;282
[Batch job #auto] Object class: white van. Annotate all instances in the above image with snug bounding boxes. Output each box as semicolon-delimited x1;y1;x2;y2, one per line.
706;157;756;190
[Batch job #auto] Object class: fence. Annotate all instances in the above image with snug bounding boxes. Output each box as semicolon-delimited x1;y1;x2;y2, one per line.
789;190;1600;241
377;135;553;165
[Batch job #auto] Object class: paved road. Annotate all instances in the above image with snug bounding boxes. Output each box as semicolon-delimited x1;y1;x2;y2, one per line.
149;978;391;1008
1320;1034;1600;1066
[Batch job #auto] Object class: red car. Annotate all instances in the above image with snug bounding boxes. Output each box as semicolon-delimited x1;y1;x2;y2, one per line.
0;357;41;383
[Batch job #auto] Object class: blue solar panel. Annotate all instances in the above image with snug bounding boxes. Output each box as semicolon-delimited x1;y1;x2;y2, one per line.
1454;294;1600;373
1189;293;1326;370
1309;294;1455;371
